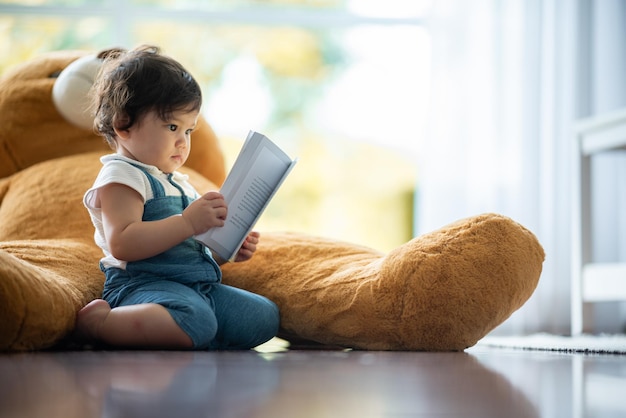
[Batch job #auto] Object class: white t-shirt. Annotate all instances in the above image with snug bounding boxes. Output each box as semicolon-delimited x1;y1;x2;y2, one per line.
84;154;199;269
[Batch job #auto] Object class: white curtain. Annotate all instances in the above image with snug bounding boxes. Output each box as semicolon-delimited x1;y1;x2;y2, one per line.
416;0;626;335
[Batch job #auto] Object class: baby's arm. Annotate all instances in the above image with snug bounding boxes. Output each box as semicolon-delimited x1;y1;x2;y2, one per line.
100;183;226;261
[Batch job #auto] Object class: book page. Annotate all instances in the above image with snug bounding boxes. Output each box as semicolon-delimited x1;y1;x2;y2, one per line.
194;131;296;260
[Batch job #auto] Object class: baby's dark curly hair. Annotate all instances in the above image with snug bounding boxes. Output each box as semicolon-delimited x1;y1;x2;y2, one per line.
91;45;202;149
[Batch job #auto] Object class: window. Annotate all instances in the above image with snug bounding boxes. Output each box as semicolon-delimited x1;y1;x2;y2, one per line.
0;0;431;251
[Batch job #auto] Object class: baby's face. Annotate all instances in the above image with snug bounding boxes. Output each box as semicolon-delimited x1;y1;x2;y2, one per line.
115;108;199;173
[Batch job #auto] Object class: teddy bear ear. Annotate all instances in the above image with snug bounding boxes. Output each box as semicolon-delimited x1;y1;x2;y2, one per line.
51;54;102;131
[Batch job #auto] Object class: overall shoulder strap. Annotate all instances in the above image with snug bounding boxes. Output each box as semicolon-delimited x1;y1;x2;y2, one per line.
125;162;166;198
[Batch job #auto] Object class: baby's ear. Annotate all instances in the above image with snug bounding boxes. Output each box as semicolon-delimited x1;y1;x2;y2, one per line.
112;116;132;139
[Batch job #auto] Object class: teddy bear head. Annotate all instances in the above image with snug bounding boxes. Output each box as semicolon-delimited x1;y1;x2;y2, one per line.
0;50;109;178
0;48;226;185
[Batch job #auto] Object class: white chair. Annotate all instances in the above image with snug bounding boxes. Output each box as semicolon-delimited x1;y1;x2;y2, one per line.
571;108;626;335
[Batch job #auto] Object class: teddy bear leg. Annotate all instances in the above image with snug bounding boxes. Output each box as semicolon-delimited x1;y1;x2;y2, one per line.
373;213;545;350
223;214;544;351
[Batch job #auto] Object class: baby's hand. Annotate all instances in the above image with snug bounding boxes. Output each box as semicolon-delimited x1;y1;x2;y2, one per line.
182;191;227;235
233;231;260;262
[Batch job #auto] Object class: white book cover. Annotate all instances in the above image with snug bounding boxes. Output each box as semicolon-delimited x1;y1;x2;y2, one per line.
195;131;297;261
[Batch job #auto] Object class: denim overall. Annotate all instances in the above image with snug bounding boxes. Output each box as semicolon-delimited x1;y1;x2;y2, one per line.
101;163;279;349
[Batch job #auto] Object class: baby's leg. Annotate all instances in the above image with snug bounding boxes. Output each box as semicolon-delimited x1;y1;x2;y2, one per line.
75;299;193;349
208;284;280;350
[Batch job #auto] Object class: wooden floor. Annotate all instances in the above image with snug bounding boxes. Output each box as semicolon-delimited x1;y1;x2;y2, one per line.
0;339;624;418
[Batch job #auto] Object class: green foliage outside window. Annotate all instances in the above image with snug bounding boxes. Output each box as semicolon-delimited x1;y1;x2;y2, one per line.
0;0;427;251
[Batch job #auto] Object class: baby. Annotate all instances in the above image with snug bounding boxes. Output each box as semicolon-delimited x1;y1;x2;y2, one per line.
75;45;279;350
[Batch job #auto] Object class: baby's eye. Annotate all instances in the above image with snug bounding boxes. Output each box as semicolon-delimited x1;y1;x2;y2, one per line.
168;124;178;132
185;128;193;135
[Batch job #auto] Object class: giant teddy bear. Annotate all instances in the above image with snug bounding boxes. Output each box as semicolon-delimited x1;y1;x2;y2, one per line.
0;50;545;351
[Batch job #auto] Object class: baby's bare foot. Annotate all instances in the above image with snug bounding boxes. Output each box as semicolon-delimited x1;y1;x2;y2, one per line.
74;299;111;342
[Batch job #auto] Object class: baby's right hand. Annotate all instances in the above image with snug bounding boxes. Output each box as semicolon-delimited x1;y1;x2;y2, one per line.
182;191;227;235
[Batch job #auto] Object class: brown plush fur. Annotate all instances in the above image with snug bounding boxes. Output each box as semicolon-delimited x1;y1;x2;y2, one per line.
0;51;545;351
222;214;544;350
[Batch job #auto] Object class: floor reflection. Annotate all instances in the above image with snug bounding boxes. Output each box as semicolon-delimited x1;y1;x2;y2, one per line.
0;345;623;417
573;354;626;418
469;346;626;418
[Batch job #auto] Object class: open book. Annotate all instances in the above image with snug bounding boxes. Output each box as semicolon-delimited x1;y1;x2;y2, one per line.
194;131;297;261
